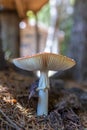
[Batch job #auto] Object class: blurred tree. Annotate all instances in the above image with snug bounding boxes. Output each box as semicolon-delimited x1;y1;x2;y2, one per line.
0;11;20;59
68;0;87;83
0;22;6;70
44;0;59;53
37;0;74;54
0;47;7;70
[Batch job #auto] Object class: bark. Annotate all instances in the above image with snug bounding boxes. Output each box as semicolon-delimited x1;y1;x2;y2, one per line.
68;0;87;83
0;16;6;70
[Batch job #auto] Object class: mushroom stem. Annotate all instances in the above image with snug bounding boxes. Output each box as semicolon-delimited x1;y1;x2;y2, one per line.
37;70;49;116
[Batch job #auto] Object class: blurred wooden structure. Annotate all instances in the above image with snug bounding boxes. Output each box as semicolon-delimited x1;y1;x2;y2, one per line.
0;11;20;58
20;22;47;56
0;0;48;59
20;20;65;56
0;0;48;18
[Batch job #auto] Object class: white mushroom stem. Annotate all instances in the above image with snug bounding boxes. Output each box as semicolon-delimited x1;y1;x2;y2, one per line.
37;70;49;116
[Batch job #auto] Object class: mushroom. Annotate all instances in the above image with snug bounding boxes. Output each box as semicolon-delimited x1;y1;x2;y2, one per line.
12;52;76;116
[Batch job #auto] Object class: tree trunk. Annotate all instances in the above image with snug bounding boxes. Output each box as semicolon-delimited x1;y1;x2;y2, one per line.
0;27;6;70
0;10;20;59
68;0;87;83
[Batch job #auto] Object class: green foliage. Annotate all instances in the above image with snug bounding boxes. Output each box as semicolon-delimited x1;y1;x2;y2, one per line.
27;4;50;26
37;3;50;26
27;11;36;19
60;16;73;54
70;0;75;5
27;2;73;55
37;2;73;55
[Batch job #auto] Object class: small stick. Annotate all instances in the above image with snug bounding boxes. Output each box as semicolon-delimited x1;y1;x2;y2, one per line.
0;109;21;130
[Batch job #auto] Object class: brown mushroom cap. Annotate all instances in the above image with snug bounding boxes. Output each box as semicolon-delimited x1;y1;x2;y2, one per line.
13;52;76;71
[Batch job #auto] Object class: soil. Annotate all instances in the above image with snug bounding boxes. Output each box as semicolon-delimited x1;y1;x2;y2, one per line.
0;65;87;130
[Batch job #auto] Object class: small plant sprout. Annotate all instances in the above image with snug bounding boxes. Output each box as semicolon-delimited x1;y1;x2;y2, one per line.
13;52;76;116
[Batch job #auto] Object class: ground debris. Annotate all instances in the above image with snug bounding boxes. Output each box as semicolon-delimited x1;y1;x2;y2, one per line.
0;69;87;130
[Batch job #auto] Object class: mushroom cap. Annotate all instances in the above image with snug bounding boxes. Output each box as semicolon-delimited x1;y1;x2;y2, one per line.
13;52;76;71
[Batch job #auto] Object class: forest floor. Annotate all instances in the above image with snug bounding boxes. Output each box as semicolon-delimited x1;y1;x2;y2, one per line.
0;66;87;130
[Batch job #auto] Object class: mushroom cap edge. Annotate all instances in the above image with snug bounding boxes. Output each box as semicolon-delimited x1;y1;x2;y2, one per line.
12;52;76;71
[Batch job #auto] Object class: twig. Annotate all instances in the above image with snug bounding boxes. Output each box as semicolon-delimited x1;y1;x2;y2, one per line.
0;117;16;128
0;108;21;130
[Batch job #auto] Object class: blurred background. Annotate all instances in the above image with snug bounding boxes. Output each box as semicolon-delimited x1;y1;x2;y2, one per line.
0;1;87;129
0;0;87;84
